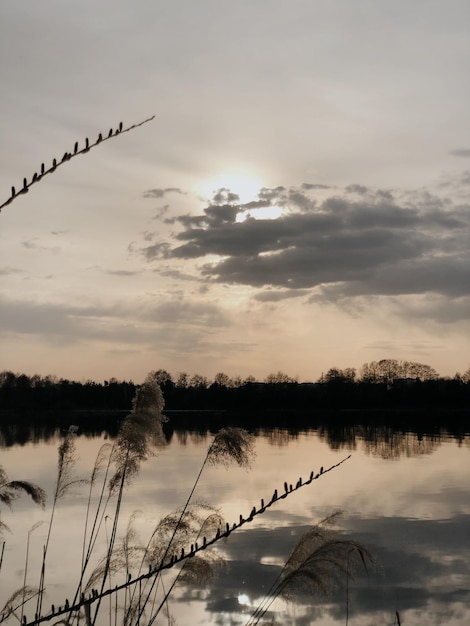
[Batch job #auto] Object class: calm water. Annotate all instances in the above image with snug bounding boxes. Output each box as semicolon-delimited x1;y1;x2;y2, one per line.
1;423;469;626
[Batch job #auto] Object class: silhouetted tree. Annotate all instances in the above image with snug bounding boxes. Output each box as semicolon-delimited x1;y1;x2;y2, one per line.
324;367;356;384
176;371;189;388
213;372;232;388
265;371;297;384
189;374;209;389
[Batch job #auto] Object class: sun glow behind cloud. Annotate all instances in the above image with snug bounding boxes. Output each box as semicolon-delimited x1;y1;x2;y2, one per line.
198;171;263;203
197;171;285;221
238;205;284;221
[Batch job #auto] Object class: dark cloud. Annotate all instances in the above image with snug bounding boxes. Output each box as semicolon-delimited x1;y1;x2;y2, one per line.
301;182;331;190
138;185;469;321
449;148;470;158
140;241;172;260
204;203;240;224
143;187;185;198
345;184;368;194
212;188;240;204
106;269;140;276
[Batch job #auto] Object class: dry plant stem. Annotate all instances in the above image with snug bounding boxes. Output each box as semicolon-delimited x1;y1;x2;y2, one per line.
66;445;116;622
18;456;351;626
0;116;155;212
91;450;130;626
36;430;82;619
21;523;43;624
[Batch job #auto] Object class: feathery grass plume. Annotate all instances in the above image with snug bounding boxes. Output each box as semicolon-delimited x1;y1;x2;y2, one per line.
1;587;39;621
280;513;375;599
141;505;226;626
54;426;86;499
246;512;376;626
177;550;226;586
144;504;224;569
207;427;256;468
0;467;46;510
109;377;166;492
0;466;46;536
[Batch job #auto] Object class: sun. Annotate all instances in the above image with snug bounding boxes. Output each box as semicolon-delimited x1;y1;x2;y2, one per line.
197;170;285;221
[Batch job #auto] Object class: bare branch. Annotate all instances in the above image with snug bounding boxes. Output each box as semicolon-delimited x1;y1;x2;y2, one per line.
0;116;155;212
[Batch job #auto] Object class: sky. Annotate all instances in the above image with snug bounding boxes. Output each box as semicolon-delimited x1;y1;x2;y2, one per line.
1;0;469;383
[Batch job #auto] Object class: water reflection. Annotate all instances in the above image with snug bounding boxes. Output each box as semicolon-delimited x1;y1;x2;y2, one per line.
1;417;466;461
317;424;442;459
0;423;469;625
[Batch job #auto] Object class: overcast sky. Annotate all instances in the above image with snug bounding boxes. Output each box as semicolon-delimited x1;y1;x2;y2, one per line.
1;0;469;382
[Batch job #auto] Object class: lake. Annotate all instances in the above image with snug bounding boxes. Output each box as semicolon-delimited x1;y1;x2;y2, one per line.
1;419;469;626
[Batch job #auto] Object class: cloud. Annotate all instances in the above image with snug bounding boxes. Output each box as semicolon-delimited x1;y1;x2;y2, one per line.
140;299;230;328
345;184;368;194
105;269;140;276
21;239;61;254
449;148;470;158
0;266;22;276
301;182;331;190
137;184;469;323
0;293;233;359
143;187;185;199
253;288;311;302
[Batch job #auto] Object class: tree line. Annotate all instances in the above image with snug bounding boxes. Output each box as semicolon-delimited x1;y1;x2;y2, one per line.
0;359;469;416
